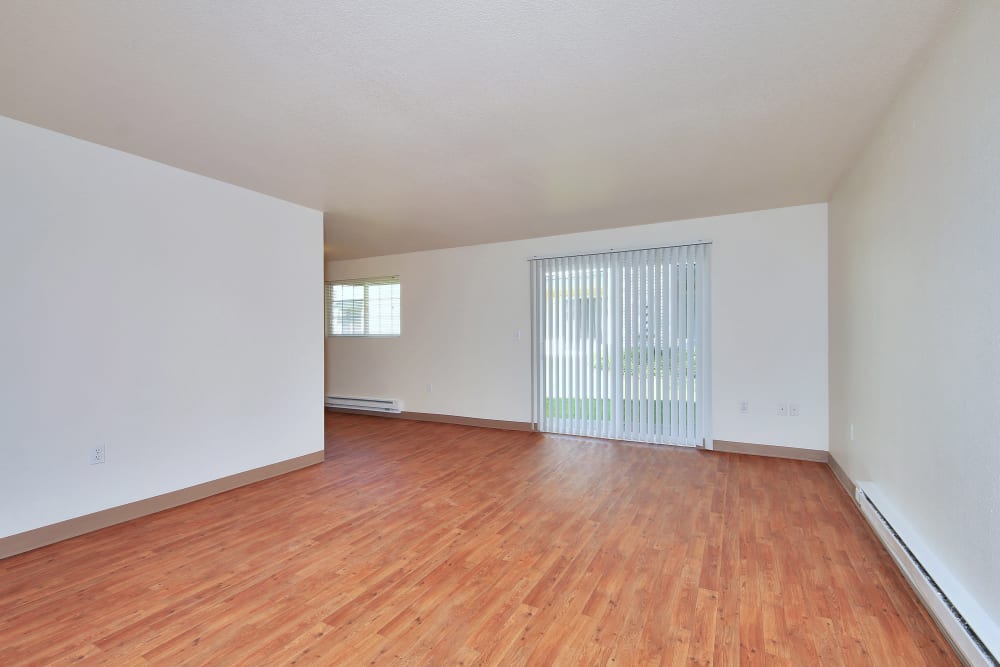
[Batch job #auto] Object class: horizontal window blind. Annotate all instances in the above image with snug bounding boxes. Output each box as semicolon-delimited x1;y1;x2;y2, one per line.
530;244;711;446
325;276;400;337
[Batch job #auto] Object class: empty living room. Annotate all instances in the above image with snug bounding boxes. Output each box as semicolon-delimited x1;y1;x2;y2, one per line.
2;1;997;665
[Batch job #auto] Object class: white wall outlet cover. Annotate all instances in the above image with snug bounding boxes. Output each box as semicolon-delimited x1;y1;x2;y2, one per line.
789;403;800;417
777;403;788;416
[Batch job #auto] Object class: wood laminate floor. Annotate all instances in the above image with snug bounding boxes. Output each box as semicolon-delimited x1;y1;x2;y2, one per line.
0;413;958;665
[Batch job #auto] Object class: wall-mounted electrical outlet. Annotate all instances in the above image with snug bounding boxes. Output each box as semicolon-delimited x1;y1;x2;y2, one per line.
426;382;433;393
777;403;788;417
850;423;855;441
90;446;106;465
739;400;750;414
789;403;800;417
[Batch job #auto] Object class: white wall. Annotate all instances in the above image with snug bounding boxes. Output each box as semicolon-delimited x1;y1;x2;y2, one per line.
327;203;828;452
829;1;999;627
0;116;324;538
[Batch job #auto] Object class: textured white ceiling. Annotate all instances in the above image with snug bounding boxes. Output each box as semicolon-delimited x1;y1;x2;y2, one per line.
0;1;956;259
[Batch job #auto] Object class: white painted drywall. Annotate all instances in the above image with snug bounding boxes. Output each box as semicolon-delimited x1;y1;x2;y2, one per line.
0;116;324;539
829;1;999;626
326;203;828;452
0;2;954;260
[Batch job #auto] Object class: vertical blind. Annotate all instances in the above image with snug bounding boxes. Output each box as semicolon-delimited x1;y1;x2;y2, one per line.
530;244;711;446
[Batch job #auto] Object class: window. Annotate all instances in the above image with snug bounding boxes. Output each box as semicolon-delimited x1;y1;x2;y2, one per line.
325;277;400;336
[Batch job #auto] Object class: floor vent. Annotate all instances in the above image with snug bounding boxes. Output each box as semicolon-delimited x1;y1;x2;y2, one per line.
855;484;998;667
325;396;401;414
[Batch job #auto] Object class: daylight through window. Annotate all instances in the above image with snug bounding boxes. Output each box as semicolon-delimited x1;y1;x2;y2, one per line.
325;277;400;336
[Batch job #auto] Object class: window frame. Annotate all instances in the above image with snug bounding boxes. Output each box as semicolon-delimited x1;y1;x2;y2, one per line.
325;276;401;338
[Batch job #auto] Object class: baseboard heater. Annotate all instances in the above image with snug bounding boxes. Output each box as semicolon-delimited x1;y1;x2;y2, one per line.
855;483;999;666
325;395;401;414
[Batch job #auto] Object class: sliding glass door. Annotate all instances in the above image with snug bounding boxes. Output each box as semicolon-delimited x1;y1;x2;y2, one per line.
530;244;711;447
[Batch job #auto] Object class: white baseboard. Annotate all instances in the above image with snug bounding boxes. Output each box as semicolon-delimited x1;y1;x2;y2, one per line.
856;482;999;666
